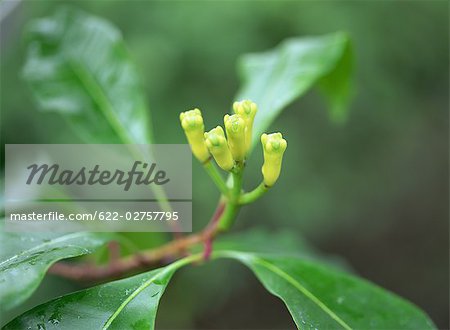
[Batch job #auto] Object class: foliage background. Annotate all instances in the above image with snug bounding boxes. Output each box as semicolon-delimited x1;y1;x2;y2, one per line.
1;0;448;328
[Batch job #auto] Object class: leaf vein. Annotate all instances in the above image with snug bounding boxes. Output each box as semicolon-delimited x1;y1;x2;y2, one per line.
255;257;352;330
101;255;198;329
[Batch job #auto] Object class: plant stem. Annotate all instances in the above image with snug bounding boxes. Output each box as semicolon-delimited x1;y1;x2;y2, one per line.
49;201;227;282
49;163;247;281
239;182;269;205
217;162;244;231
203;160;229;197
49;225;218;281
231;165;243;201
216;202;240;231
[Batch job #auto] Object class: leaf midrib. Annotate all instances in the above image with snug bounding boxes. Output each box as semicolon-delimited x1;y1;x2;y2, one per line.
101;270;164;329
67;59;134;145
102;255;198;329
66;58;171;207
254;257;352;330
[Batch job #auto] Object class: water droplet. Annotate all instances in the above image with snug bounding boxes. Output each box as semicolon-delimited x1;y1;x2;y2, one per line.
48;318;60;325
46;310;62;327
337;296;344;304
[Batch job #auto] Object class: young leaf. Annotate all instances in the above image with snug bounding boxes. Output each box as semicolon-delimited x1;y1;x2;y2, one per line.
0;231;112;311
22;7;152;144
216;251;435;330
236;32;353;148
3;256;196;330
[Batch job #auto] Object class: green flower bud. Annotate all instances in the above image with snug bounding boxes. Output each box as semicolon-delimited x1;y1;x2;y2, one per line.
233;100;257;152
204;126;234;171
261;132;287;187
224;114;247;161
180;108;210;162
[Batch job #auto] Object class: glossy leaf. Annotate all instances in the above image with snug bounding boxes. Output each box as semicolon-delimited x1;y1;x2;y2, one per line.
22;7;152;143
217;251;435;330
213;228;316;256
236;32;353;148
212;228;352;274
0;231;112;311
3;256;196;330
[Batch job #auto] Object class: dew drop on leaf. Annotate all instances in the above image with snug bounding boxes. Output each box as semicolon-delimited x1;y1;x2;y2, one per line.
48;318;60;325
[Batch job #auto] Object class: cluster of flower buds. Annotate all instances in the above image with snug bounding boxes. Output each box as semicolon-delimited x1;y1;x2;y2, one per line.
180;100;287;187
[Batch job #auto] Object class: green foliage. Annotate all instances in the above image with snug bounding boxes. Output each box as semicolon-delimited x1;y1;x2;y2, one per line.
211;227;317;256
22;7;152;144
217;251;435;329
4;249;435;330
0;5;437;330
0;231;111;311
236;32;352;149
3;256;195;330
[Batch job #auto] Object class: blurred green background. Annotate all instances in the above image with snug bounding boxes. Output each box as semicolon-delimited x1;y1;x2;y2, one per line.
1;0;448;329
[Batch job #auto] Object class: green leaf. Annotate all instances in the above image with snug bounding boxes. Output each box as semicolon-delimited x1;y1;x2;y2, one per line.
213;228;316;256
216;251;435;330
22;7;152;144
3;256;196;330
236;32;353;147
213;228;353;273
0;231;112;311
318;36;353;123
